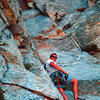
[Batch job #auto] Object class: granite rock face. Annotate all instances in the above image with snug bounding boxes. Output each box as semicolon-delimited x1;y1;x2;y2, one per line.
69;0;100;51
0;0;100;100
33;0;89;21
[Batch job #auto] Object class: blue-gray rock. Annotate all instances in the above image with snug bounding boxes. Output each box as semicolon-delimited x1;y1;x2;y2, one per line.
25;15;56;38
1;63;63;100
0;29;24;67
65;1;100;50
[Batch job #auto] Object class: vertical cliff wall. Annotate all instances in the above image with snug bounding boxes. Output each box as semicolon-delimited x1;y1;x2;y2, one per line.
0;0;100;100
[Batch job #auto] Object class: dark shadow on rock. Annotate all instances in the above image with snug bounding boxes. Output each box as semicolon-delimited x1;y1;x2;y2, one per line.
62;24;72;31
82;44;100;56
0;87;5;100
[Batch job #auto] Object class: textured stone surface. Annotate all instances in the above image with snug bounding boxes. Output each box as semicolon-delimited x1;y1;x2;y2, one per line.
22;9;41;21
1;64;61;99
33;0;88;20
0;18;5;33
88;0;98;7
58;11;81;30
0;0;17;25
0;29;24;67
25;14;56;38
65;1;100;51
0;9;8;25
8;0;21;18
0;84;45;100
0;0;100;100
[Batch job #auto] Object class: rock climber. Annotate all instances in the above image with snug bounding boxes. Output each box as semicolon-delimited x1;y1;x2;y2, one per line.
44;53;84;100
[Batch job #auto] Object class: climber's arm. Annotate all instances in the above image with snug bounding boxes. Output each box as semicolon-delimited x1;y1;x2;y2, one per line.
49;62;68;75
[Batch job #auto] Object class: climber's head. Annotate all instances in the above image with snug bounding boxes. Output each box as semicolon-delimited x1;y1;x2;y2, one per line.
50;53;57;62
